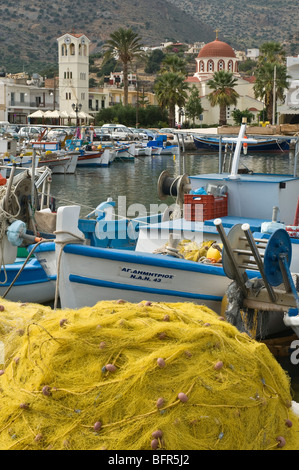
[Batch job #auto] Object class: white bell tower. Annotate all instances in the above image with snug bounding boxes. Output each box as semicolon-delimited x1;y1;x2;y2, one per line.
57;33;90;120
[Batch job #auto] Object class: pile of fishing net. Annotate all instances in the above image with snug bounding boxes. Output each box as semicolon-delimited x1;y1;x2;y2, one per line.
0;298;298;450
154;239;222;263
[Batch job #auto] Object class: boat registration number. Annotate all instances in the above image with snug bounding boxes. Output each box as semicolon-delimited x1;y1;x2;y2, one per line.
119;266;174;283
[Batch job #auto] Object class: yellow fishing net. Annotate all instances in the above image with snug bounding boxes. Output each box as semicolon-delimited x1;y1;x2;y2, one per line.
0;298;298;450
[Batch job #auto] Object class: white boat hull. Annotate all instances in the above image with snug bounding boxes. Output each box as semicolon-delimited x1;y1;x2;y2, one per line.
56;243;234;312
39;154;78;174
77;148;112;167
0;280;56;303
0;258;56;303
135;146;152;157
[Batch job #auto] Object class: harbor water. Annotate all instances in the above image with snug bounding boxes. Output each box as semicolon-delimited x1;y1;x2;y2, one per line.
50;150;297;216
49;150;299;401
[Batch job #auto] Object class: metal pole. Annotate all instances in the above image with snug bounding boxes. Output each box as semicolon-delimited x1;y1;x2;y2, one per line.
218;136;222;173
214;218;248;295
272;65;277;126
242;223;276;302
294;137;299;177
4;164;16;212
176;133;181;175
31;148;36;210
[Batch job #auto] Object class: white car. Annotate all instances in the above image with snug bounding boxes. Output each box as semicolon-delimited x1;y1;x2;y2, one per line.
129;128;148;140
101;124;132;141
18;126;43;139
46;129;70;141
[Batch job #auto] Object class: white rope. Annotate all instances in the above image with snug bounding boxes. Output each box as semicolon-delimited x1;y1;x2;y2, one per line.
53;230;86;310
0;183;22;282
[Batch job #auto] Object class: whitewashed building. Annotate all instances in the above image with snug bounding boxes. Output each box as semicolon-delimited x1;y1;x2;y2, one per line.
277;55;299;124
0;73;55;124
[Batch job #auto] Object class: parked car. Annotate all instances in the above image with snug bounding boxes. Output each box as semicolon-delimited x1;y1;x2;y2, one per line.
157;128;176;140
128;127;148;140
138;129;158;141
93;127;112;142
101;124;132;141
18;126;44;139
46;128;70;141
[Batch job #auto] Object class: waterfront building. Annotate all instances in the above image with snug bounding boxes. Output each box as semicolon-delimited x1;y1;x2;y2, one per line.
277;55;299;124
0;73;55;125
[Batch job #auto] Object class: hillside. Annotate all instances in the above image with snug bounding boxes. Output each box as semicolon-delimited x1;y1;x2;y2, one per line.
167;0;299;53
0;0;214;74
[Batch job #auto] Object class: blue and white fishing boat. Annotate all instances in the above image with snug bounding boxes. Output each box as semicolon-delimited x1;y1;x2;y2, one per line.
0;251;56;303
32;122;299;338
193;134;290;152
0;164;57;303
114;143;136;161
76;147;114;167
147;135;179;155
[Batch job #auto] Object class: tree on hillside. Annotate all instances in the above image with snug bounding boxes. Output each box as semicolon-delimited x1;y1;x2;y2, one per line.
154;72;189;127
207;71;239;126
145;49;165;74
103;28;144;106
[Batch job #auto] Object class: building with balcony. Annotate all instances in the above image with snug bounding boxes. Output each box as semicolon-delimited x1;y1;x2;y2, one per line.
0;73;56;124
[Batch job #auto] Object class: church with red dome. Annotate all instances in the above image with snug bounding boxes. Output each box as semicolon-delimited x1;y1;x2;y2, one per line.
195;38;239;80
184;36;264;126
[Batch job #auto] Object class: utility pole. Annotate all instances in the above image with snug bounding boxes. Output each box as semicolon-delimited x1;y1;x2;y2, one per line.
135;72;139;128
272;65;277;126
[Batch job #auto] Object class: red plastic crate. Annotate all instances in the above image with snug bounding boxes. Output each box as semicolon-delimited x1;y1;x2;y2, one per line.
184;194;228;221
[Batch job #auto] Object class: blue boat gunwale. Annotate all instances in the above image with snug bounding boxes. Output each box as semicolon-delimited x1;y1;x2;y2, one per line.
62;243;261;279
193;135;290;152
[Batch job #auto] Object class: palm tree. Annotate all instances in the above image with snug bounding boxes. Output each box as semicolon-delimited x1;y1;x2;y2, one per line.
207;71;239;125
258;41;286;65
253;62;290;122
154;72;189;127
103;28;144;106
160;54;188;75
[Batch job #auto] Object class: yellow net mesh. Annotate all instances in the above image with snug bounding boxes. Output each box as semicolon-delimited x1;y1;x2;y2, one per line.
0;298;298;450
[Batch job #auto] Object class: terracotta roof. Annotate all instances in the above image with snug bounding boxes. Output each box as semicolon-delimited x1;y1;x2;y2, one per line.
67;33;85;38
197;39;236;58
185;76;200;82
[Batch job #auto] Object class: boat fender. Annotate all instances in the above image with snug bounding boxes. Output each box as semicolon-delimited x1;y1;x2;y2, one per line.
6;220;27;246
0;174;7;186
206;243;223;262
243;135;248;155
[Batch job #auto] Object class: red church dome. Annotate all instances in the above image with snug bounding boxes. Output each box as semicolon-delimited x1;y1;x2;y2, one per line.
197;39;236;58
